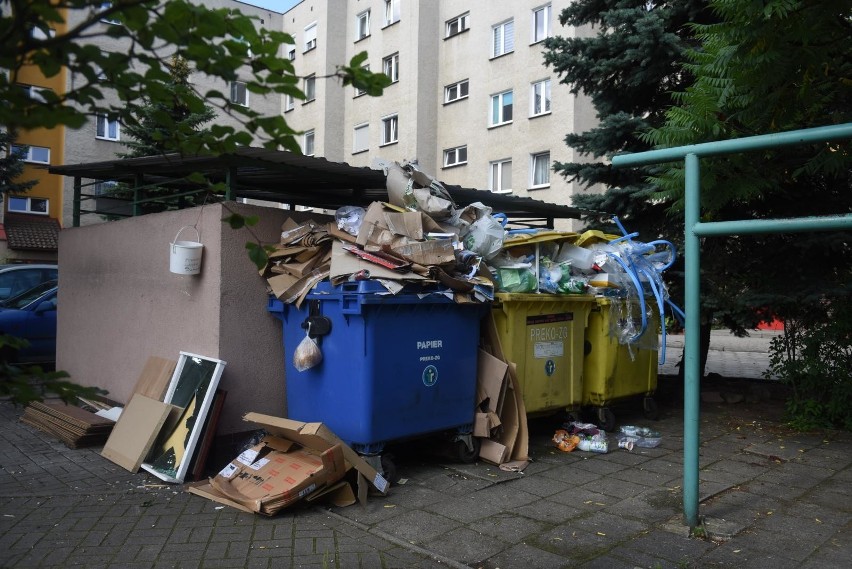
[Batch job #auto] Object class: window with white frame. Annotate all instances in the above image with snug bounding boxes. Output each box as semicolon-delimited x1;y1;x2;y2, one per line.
284;93;295;112
383;53;399;83
444;146;467;167
288;48;296;60
355;64;370;96
19;84;49;103
490;90;513;126
383;0;400;26
446;13;469;37
531;79;551;116
380;114;398;145
489;159;512;193
304;23;317;52
230;81;248;106
95;115;120;141
356;10;371;39
492;19;514;57
99;2;120;25
532;4;552;43
303;130;315;156
7;196;49;215
353;123;369;153
304;75;316;101
11;144;50;164
444;79;469;103
531;151;551;188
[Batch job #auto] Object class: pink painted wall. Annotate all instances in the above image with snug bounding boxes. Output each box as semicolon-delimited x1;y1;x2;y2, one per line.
57;202;326;435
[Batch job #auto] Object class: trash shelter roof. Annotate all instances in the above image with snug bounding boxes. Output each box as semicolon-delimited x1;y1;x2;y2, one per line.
49;148;589;226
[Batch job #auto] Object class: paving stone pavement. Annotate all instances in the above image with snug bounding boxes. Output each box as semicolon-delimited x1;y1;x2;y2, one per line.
2;335;850;568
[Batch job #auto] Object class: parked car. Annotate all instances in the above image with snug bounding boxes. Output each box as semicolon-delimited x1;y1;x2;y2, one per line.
0;264;58;302
0;284;58;365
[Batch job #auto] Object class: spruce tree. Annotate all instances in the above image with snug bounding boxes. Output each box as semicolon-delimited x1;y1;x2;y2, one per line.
120;55;217;158
0;130;37;197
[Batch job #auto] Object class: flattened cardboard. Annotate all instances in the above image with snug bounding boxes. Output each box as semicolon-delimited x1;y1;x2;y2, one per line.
392;239;456;266
186;480;254;513
479;439;509;465
241;412;390;500
476;349;509;414
329;239;424;282
130;356;177;401
101;394;174;472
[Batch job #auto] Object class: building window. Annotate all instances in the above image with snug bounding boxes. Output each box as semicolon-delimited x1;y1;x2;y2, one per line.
492;19;514;58
353;123;369;153
532;4;552;43
531;151;551;188
11;144;50;164
383;0;400;26
444;79;469;103
93;180;119;195
18;84;49;103
489;159;512;193
230;81;248;106
355;65;370;97
288;48;296;60
383;53;399;83
304;75;316;102
303;130;315;156
446;13;469;38
380;114;398;145
8;196;49;215
531;79;551;116
490;90;513;126
30;26;56;40
284;93;295;112
96;115;120;141
443;146;468;167
356;10;371;39
99;2;120;25
304;23;317;52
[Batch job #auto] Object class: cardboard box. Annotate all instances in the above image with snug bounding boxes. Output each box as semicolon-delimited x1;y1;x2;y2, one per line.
210;436;347;516
199;413;389;515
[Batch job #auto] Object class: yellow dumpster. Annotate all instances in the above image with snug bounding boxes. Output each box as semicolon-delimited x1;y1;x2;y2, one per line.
583;296;660;430
492;293;594;416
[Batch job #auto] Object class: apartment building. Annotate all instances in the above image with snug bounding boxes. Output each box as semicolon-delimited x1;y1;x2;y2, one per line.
281;0;596;229
0;5;67;263
59;0;285;227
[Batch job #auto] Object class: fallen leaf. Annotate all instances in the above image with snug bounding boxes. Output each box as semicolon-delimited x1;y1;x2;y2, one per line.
596;532;606;536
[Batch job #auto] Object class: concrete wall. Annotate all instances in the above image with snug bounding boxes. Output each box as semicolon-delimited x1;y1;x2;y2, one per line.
56;202;325;435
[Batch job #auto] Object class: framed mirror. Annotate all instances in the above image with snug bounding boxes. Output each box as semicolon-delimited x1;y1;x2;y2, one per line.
140;352;226;483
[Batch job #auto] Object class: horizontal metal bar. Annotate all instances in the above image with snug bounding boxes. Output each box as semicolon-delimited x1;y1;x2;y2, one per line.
612;123;852;167
693;215;852;237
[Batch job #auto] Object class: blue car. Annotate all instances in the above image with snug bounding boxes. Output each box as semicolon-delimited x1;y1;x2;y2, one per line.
0;283;58;365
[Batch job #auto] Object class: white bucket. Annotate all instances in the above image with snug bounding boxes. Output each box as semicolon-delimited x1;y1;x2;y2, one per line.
170;226;203;275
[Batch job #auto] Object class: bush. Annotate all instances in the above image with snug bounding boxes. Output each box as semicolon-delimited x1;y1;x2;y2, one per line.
765;302;852;431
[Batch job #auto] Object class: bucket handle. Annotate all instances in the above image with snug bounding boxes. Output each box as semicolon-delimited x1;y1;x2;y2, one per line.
173;225;200;244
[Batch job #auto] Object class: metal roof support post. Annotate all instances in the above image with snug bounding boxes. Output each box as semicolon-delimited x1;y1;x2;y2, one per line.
683;153;701;528
132;173;143;217
226;167;237;201
73;176;82;227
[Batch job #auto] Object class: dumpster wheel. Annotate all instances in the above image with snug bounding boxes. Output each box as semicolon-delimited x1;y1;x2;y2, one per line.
643;396;660;420
597;407;616;432
380;453;401;485
454;436;481;464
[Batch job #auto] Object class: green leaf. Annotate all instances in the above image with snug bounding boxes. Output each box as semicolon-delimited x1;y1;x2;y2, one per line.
245;242;269;270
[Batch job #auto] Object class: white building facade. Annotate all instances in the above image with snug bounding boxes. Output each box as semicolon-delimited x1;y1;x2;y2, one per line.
281;0;596;228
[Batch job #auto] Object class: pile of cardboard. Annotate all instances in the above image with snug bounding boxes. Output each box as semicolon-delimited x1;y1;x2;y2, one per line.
188;413;389;515
21;401;115;448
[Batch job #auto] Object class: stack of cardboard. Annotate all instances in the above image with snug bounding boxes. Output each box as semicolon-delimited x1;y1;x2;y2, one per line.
188;413;389;515
21;401;115;448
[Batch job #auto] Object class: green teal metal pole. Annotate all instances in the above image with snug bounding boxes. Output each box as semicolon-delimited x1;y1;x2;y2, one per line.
694;215;852;236
683;153;701;528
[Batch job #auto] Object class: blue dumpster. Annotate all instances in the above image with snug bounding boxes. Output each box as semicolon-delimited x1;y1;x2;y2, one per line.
267;281;485;456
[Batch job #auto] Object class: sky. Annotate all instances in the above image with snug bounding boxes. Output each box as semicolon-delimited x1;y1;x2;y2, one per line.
239;0;301;13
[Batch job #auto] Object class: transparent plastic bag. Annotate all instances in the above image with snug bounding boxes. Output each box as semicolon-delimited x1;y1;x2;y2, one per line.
293;332;322;372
